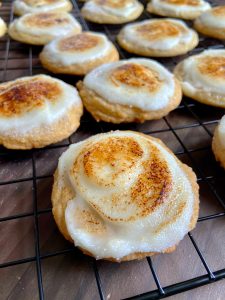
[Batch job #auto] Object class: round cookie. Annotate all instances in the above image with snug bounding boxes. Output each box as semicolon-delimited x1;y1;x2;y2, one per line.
174;49;225;108
77;58;182;123
52;130;199;261
8;12;81;45
81;0;144;24
147;0;211;20
194;6;225;40
212;116;225;169
13;0;73;16
117;18;199;57
39;32;119;75
0;75;83;149
0;17;7;38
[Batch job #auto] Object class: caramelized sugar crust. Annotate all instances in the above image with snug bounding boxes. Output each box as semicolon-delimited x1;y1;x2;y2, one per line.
72;136;172;222
212;6;225;16
23;12;70;27
95;0;131;8
58;33;100;52
0;78;61;117
23;0;59;6
198;56;225;79
110;63;162;92
162;0;200;5
136;21;186;40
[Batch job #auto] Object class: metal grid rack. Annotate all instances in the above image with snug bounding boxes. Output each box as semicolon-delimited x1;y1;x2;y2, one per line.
0;0;225;299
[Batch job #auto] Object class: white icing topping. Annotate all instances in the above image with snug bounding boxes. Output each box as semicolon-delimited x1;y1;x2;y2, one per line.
197;6;225;29
56;131;196;260
218;115;225;148
83;58;176;111
149;0;211;15
42;32;112;65
121;19;195;50
13;0;71;15
179;49;225;95
0;75;82;134
11;12;81;38
82;0;141;17
0;17;7;37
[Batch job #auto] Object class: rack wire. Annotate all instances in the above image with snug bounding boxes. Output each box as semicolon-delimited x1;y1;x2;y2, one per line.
0;0;225;299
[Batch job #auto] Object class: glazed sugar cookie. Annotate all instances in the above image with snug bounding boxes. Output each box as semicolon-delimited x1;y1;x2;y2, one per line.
13;0;73;16
0;75;83;149
52;130;199;261
147;0;211;20
40;32;119;75
194;6;225;40
117;19;199;57
0;17;7;38
81;0;144;24
174;49;225;108
77;58;182;123
212;116;225;169
8;12;81;45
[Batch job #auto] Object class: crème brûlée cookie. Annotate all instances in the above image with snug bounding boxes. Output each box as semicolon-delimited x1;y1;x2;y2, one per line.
52;130;199;261
77;58;182;123
0;75;83;149
194;6;225;40
147;0;211;20
39;32;119;75
81;0;144;24
8;12;81;45
13;0;73;16
174;49;225;108
212;115;225;170
117;19;199;57
0;17;7;38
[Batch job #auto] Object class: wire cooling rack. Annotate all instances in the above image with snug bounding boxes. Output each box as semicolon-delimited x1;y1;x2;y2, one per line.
0;0;225;299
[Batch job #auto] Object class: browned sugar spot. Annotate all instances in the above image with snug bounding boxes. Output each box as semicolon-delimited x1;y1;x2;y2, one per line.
154;200;186;235
81;137;143;186
23;0;58;7
96;0;131;8
0;79;61;117
110;63;161;92
137;21;185;40
162;0;200;5
24;13;69;27
212;6;225;16
74;208;106;234
130;145;172;218
58;33;100;52
198;56;225;79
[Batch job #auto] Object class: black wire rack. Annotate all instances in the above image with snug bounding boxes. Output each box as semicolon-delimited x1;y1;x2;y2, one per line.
0;0;225;299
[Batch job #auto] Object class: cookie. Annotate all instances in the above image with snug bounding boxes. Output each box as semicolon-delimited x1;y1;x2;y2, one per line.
212;115;225;170
0;17;7;38
40;31;119;75
77;58;182;123
117;18;199;57
81;0;144;24
8;12;81;45
13;0;73;16
52;130;199;261
194;6;225;40
174;49;225;108
0;75;83;149
147;0;211;20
